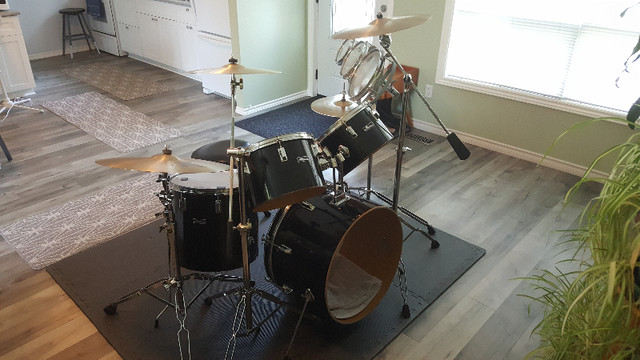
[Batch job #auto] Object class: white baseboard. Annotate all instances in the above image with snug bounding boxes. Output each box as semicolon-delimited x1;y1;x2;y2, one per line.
235;91;309;116
28;44;93;60
412;119;608;178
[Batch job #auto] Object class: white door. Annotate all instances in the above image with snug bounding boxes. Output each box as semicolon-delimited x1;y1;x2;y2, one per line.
316;0;393;96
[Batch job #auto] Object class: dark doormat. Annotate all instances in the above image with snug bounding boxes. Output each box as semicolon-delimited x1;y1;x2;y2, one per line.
236;96;337;139
47;207;485;360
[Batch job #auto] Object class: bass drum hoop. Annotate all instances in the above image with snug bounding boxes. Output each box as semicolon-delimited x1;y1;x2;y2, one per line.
340;41;370;79
335;39;355;66
348;49;385;102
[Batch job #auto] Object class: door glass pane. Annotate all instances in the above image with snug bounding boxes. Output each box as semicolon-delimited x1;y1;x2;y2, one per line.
332;0;376;35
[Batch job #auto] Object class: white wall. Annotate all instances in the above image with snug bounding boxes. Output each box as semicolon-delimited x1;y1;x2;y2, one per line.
10;0;88;59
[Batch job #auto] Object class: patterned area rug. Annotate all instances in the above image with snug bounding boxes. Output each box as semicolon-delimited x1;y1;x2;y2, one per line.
63;63;171;100
0;174;163;270
43;92;181;153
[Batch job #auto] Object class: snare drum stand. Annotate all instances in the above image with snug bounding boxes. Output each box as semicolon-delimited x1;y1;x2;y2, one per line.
103;170;241;359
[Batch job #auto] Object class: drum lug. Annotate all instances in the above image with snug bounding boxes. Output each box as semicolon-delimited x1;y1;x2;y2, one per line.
178;194;186;211
215;199;222;213
300;201;315;212
278;244;293;255
277;144;288;162
345;125;358;138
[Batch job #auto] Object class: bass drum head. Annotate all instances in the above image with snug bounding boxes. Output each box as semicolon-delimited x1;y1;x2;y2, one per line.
325;205;402;323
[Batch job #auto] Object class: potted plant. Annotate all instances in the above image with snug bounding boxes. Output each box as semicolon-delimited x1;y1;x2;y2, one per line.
523;118;640;359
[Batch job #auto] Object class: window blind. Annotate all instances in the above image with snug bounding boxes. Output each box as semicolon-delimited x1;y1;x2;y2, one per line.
442;0;640;114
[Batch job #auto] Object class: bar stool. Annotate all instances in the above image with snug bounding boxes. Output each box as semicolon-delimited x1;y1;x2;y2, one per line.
59;8;100;59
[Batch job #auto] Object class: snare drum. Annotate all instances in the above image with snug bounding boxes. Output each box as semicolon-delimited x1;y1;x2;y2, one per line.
171;171;258;272
318;104;393;175
243;132;326;212
340;41;370;79
265;194;403;324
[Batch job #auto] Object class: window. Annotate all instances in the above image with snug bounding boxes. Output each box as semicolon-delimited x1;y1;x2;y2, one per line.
437;0;640;116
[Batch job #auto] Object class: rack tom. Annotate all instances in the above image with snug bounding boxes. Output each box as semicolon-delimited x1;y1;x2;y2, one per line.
318;104;393;175
243;132;326;212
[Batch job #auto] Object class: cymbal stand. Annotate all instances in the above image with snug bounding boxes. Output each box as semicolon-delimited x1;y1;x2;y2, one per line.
103;170;241;359
203;69;301;339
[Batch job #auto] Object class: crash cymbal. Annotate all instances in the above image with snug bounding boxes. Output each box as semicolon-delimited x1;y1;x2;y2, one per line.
96;153;228;174
331;15;430;39
189;57;280;75
311;94;358;117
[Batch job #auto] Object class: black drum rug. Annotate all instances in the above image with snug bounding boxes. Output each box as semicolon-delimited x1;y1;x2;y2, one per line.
236;96;337;139
47;209;485;360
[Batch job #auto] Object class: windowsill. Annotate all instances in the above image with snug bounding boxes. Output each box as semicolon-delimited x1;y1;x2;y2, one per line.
436;76;629;125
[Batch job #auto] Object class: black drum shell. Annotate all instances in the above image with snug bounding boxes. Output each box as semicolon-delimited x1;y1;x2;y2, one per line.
265;194;402;324
319;105;393;175
172;184;258;272
244;133;326;212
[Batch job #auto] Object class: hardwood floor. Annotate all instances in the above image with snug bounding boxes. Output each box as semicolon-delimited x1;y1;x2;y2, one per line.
0;51;599;359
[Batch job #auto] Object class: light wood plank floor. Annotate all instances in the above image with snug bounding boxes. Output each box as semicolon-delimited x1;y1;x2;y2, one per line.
0;51;599;359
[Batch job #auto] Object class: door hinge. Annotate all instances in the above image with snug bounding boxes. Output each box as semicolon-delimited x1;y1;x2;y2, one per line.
315;69;318;79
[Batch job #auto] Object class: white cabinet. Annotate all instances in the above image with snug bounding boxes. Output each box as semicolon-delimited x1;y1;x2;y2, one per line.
0;15;36;97
138;13;196;71
117;22;142;54
197;33;231;97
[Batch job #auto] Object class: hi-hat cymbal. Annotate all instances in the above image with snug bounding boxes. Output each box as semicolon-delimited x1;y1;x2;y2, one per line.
96;153;228;174
189;57;280;75
311;94;358;117
331;15;430;39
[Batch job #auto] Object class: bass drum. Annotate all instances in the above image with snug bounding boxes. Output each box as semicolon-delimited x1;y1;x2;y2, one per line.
171;171;258;272
265;194;402;324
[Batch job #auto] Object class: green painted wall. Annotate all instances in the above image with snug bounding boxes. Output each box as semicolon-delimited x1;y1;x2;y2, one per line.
230;0;308;109
391;0;635;171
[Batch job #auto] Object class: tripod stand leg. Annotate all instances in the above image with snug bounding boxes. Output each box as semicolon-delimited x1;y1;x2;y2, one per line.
103;276;173;315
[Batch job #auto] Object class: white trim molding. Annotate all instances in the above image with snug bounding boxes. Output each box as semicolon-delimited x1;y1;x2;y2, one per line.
412;119;609;179
235;91;308;116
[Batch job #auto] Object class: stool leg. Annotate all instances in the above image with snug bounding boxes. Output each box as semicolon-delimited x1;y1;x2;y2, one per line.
80;13;100;55
77;14;92;51
67;15;74;59
61;14;66;56
0;134;12;162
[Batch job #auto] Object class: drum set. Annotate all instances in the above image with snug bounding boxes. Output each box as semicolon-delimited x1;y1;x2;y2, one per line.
96;13;470;360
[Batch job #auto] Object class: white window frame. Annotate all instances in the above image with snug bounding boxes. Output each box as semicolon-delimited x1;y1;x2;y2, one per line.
435;0;633;120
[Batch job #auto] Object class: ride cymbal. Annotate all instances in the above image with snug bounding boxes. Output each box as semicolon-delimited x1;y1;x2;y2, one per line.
331;15;430;39
311;94;358;117
96;153;228;174
189;57;280;75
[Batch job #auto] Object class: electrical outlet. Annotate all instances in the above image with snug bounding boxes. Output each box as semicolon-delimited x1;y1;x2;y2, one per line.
425;84;433;99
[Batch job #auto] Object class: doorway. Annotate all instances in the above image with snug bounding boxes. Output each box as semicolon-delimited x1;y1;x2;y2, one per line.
315;0;394;96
